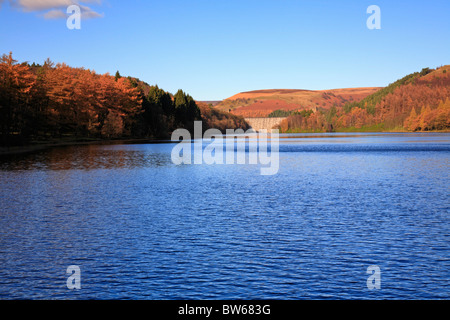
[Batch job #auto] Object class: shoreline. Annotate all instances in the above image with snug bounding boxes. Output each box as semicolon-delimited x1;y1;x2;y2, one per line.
2;131;449;156
0;137;173;156
282;129;450;134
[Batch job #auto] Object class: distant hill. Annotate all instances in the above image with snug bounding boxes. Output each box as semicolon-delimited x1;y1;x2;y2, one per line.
277;65;450;133
215;87;380;118
199;101;222;107
196;102;250;132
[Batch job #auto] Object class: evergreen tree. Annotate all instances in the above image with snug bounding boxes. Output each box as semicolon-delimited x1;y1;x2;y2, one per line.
115;70;121;81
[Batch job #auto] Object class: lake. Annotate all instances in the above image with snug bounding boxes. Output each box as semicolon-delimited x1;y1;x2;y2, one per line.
0;132;449;299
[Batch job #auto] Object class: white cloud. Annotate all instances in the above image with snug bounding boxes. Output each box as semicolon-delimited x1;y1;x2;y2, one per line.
42;8;67;19
5;0;104;19
77;4;103;19
17;0;75;11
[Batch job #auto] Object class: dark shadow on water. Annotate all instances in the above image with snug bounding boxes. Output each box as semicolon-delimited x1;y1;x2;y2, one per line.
0;144;174;171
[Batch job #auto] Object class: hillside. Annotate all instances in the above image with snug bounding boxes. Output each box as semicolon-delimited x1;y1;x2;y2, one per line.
196;102;250;132
0;52;249;146
215;87;380;118
278;65;450;133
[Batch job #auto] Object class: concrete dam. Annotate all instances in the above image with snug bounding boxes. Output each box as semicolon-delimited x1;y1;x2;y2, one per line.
244;117;286;132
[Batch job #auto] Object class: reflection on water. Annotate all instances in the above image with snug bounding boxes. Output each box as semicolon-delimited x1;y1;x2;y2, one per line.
1;133;448;171
0;144;174;171
278;132;450;145
0;133;449;299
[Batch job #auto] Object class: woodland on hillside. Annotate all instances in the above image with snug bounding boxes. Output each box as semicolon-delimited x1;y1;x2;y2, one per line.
2;52;448;144
0;52;248;146
278;67;450;133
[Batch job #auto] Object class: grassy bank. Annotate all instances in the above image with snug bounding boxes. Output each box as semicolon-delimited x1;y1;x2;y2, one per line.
281;125;450;134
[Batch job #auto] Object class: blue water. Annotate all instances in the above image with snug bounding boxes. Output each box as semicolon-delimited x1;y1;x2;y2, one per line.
0;133;449;299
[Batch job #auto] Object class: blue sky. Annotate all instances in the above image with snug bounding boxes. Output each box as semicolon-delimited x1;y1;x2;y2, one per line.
1;0;449;100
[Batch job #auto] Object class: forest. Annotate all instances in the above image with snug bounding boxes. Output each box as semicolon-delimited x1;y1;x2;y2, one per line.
278;66;450;133
0;52;249;146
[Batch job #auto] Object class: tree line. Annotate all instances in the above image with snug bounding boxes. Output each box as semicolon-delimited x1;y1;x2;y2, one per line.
0;52;249;146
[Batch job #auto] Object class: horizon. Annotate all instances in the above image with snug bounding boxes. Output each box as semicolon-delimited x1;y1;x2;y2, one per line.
1;0;449;100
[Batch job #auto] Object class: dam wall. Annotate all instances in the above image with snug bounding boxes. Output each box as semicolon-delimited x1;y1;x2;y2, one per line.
244;117;286;132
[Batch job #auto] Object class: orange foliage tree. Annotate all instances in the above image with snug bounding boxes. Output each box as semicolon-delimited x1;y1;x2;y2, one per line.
405;99;450;131
0;52;36;143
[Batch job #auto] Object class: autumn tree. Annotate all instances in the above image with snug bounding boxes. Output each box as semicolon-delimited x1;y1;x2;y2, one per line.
0;52;36;144
405;107;418;131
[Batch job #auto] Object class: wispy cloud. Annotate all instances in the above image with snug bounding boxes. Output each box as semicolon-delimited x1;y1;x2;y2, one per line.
42;8;68;19
3;0;104;19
